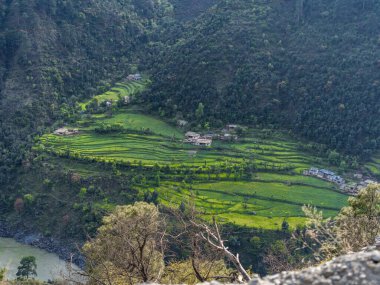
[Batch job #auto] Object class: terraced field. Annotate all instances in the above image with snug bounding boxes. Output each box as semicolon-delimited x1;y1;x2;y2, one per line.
36;80;349;229
157;177;346;229
365;153;380;177
79;79;149;110
39;129;319;169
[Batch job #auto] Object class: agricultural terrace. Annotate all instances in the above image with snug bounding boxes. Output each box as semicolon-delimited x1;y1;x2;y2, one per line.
157;177;347;229
35;80;348;229
79;79;149;110
365;153;380;177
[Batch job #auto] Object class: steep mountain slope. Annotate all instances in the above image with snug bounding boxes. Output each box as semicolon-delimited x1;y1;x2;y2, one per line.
146;0;380;158
0;0;172;185
169;0;217;21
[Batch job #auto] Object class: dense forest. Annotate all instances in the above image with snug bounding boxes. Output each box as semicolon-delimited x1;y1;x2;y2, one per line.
145;0;380;159
0;0;173;186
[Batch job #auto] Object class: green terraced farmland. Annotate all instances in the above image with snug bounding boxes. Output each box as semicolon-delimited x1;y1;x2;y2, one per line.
79;79;149;110
36;80;349;230
88;112;183;138
365;153;380;177
39;128;323;169
157;178;347;229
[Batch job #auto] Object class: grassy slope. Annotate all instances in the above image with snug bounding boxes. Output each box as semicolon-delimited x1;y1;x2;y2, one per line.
35;81;349;230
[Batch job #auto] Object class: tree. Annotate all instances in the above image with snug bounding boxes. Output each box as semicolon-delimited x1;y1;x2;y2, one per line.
0;268;6;281
161;259;231;285
299;184;380;261
195;103;204;120
174;199;251;281
82;202;166;285
16;256;37;280
335;183;380;252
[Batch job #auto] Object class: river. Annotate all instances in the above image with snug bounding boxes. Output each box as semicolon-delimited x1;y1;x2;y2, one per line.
0;237;81;281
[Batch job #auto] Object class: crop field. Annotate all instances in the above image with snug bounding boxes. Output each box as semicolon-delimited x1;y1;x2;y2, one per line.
88;112;183;138
39;128;321;169
79;79;149;110
156;178;347;229
365;153;380;177
36;80;349;229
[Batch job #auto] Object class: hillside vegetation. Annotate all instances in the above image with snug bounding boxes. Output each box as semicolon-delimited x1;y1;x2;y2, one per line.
32;80;348;230
0;0;172;185
146;0;380;159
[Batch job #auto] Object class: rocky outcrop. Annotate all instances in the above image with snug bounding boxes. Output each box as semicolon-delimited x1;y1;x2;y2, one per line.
197;250;380;285
254;250;380;285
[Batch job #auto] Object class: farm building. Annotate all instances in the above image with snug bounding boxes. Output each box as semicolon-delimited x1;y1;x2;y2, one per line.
303;168;345;185
185;132;200;140
54;128;79;136
127;73;142;81
194;138;212;147
184;131;212;146
124;96;131;104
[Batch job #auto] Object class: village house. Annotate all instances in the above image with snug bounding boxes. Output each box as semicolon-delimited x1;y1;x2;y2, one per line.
203;132;216;140
105;101;112;107
127;73;142;81
124;96;131;104
54;128;79;136
184;131;212;147
194;138;212;147
303;168;345;185
185;131;200;141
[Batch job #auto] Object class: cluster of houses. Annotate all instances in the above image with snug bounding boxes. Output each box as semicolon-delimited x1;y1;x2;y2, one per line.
342;178;378;195
184;132;213;147
126;73;142;81
304;167;379;195
183;124;242;147
182;124;241;147
303;168;345;185
54;127;79;136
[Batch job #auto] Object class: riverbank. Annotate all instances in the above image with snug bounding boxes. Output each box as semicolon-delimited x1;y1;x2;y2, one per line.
0;220;85;268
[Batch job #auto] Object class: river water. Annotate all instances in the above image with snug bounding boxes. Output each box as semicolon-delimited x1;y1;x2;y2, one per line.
0;237;81;281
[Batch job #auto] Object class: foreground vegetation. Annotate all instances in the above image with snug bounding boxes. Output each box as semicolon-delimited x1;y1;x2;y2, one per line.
78;184;380;284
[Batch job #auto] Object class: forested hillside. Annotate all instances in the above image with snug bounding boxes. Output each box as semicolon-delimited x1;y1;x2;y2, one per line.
169;0;217;21
146;0;380;159
0;0;172;186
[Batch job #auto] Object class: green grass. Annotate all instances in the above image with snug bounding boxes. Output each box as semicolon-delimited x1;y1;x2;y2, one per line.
79;79;149;110
156;179;347;229
87;112;183;138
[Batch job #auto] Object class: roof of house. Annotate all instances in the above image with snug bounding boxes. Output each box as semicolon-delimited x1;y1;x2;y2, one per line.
185;131;200;137
197;138;212;144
